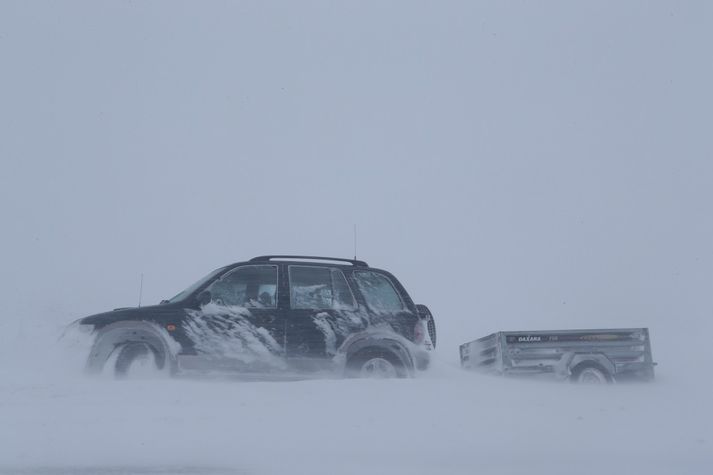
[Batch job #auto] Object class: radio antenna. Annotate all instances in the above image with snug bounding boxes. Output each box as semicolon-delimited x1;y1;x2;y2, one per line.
138;273;144;307
353;224;357;260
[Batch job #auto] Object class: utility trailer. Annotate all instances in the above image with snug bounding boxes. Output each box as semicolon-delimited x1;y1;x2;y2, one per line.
460;328;655;383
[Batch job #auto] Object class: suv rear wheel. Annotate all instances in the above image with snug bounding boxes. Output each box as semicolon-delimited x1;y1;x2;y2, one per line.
347;349;407;379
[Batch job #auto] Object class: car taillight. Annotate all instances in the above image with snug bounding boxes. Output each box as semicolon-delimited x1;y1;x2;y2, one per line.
414;320;425;344
414;319;434;350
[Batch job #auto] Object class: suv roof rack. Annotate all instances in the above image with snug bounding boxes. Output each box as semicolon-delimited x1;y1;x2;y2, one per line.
249;255;369;267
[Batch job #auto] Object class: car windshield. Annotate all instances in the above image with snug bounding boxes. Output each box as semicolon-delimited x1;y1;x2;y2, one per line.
164;267;227;303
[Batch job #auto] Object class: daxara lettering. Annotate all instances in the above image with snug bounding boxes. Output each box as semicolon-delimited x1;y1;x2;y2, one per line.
517;336;541;342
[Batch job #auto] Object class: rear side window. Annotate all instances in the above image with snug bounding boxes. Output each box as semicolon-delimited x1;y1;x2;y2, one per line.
352;271;405;312
289;266;356;309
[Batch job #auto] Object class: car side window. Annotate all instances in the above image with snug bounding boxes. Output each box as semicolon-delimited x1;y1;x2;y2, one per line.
207;265;277;308
352;271;405;312
289;266;356;309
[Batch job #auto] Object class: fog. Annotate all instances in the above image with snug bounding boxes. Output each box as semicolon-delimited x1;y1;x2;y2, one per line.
1;1;712;474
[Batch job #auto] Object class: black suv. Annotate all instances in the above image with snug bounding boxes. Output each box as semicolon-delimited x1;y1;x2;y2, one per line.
74;256;436;378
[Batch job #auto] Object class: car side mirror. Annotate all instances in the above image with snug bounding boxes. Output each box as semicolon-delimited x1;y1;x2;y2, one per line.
196;290;212;306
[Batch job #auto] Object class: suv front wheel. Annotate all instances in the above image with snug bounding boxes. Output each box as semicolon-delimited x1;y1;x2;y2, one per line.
113;342;168;378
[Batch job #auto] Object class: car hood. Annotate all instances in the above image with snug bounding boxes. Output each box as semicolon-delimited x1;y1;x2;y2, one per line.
77;303;184;327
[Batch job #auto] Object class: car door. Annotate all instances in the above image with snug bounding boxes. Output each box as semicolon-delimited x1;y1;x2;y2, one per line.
182;264;286;373
350;270;415;338
285;265;366;372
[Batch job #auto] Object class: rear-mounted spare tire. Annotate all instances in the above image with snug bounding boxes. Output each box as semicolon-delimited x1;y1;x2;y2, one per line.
416;304;436;348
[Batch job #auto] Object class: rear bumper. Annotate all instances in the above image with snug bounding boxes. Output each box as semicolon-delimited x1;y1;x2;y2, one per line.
414;348;431;371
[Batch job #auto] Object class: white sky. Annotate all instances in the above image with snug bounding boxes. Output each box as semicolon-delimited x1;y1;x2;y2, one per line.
0;1;711;359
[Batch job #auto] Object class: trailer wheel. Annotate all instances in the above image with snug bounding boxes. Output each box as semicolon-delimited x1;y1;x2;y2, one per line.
570;363;612;384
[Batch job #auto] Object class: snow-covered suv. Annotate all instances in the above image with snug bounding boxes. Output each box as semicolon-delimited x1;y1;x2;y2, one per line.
73;256;436;378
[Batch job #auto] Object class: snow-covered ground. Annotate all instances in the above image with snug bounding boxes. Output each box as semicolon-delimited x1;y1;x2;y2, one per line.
1;314;711;475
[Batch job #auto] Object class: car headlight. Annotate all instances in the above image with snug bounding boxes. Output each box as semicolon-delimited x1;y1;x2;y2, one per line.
77;323;94;334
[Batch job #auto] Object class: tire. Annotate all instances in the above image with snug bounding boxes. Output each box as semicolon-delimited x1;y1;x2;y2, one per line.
416;304;436;348
113;342;166;378
570;364;612;384
85;322;175;378
346;349;407;379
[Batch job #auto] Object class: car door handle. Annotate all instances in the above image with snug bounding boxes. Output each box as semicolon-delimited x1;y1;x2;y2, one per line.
259;314;275;325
